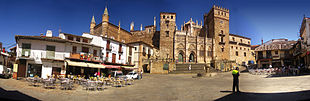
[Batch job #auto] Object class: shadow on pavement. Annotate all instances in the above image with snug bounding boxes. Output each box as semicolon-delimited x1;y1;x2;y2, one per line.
0;87;40;101
216;90;310;101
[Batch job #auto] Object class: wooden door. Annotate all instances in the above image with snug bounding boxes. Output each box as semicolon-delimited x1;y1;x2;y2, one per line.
17;59;26;77
112;53;116;63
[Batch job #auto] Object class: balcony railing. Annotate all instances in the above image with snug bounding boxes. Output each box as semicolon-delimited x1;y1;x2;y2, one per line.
70;53;101;62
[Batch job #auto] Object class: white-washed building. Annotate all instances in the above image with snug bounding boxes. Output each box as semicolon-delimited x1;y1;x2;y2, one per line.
15;31;103;79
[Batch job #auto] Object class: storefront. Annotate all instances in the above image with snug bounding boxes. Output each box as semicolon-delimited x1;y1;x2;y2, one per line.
65;60;105;78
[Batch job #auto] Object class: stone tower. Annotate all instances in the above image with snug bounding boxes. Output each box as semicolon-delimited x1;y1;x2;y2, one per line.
102;6;109;37
159;12;176;59
205;5;230;62
90;15;96;35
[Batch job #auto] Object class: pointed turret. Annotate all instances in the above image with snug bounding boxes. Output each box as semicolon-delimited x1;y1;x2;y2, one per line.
102;6;109;37
91;15;96;23
90;15;96;35
102;6;109;22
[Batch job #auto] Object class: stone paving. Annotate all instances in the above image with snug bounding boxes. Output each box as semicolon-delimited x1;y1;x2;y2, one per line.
1;72;310;101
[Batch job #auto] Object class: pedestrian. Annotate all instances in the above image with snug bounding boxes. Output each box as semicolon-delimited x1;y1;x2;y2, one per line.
140;70;143;79
232;67;240;93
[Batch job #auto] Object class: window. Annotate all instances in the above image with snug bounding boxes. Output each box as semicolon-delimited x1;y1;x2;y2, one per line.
231;46;233;49
220;36;224;43
236;47;237;49
83;39;88;43
171;16;173;19
236;51;238;56
72;46;77;53
275;51;278;55
129;47;132;55
233;37;235;41
166;31;169;37
240;47;242;50
221;48;224;52
106;52;109;58
46;45;55;59
221;30;223;34
244;48;246;50
22;43;31;56
22;43;31;49
240;39;242;43
167;16;169;19
119;55;121;60
76;37;80;42
93;50;97;56
134;47;137;51
163;15;165;19
248;41;250;44
119;44;122;52
244;52;246;57
68;36;73;41
46;45;55;51
165;20;169;24
218;11;220;15
82;47;89;53
107;40;110;50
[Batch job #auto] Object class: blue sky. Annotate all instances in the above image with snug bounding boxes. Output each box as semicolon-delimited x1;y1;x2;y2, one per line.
0;0;309;48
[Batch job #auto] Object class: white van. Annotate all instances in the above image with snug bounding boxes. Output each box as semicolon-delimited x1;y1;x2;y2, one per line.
0;65;11;79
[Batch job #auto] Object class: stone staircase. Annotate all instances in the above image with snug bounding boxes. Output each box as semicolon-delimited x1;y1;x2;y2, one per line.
169;63;206;74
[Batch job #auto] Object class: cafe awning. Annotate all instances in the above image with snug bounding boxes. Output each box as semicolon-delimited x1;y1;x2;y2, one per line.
66;60;88;67
105;65;121;69
121;66;138;70
87;63;105;69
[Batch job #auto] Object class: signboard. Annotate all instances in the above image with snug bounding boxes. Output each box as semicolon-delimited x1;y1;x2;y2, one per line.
13;64;18;72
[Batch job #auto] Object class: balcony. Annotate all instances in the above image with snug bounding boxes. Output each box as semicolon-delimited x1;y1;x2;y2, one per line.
106;46;112;51
219;42;225;45
69;53;101;62
118;50;123;54
238;43;251;47
229;41;237;44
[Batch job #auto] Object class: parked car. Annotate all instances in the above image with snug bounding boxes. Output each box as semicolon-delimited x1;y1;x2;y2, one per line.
111;71;127;79
126;71;138;79
0;65;12;79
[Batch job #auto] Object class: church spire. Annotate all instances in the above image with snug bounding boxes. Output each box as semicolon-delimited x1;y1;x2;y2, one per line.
102;6;109;22
91;15;96;23
104;6;108;16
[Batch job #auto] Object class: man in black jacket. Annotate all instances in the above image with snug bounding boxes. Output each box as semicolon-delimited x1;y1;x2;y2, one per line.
232;67;240;93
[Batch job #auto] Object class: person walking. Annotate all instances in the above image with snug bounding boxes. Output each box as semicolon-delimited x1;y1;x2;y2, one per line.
232;67;240;93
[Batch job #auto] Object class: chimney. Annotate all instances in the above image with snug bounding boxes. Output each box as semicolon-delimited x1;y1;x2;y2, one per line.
46;30;53;37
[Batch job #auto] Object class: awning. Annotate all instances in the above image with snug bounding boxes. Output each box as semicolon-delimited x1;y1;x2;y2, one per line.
121;66;138;70
66;60;88;67
87;63;105;69
105;65;121;69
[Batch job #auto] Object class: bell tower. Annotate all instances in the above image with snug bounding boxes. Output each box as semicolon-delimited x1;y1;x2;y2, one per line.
205;5;230;61
159;12;176;59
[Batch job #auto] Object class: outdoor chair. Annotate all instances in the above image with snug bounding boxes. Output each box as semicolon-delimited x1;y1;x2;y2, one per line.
86;81;96;90
96;81;105;91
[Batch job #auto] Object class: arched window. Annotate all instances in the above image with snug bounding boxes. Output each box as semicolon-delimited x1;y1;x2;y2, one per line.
178;52;183;62
163;15;165;19
189;53;195;62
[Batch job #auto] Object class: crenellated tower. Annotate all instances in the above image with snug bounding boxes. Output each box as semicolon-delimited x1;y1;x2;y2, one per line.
205;5;230;68
159;12;176;59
